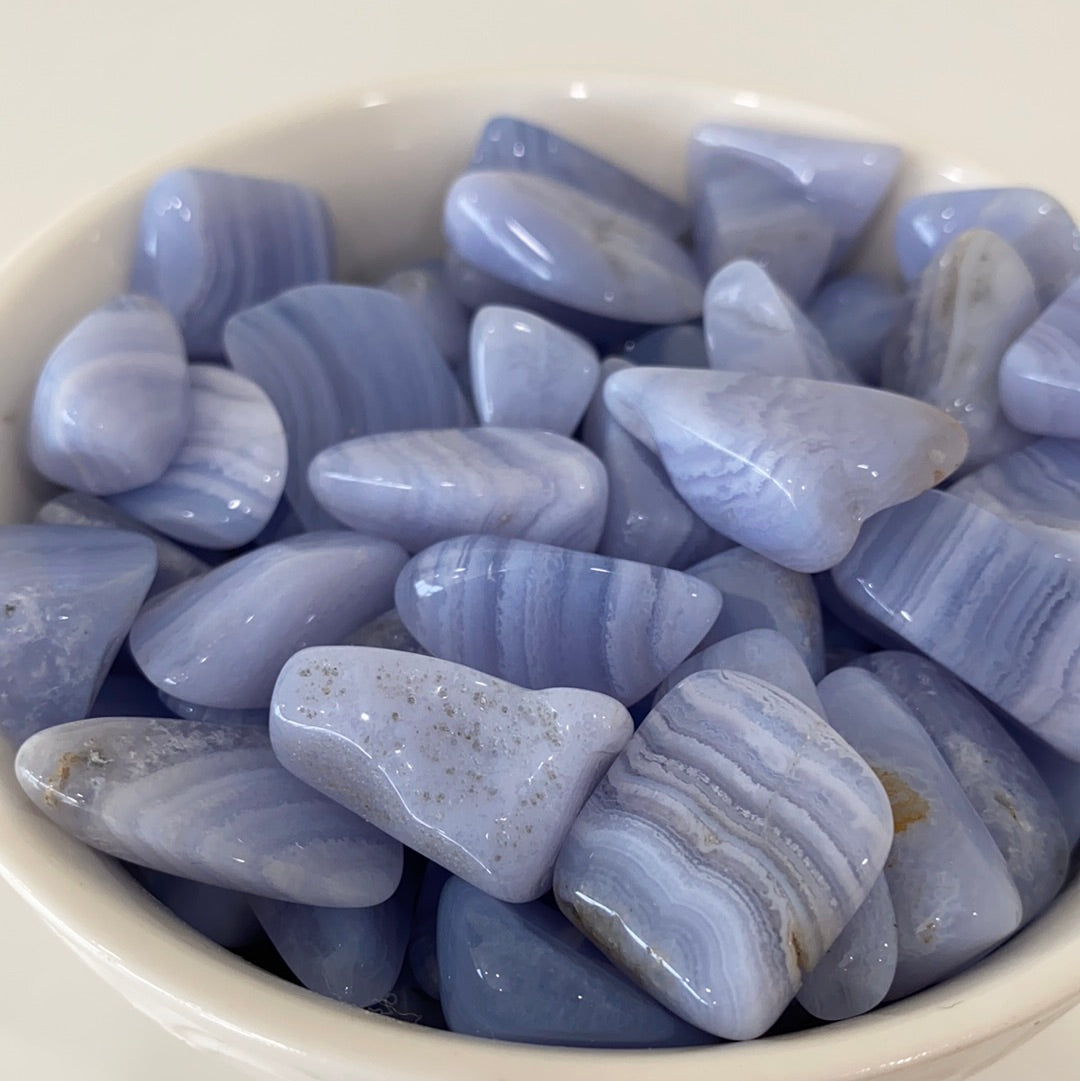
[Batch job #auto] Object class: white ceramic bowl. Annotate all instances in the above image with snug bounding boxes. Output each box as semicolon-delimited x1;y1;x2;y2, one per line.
0;72;1076;1081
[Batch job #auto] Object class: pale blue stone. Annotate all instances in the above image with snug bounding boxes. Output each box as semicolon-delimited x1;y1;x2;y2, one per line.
130;532;407;709
808;274;904;384
381;260;471;369
653;628;824;711
367;964;446;1027
553;669;892;1039
469;306;600;434
817;668;1023;1000
999;276;1080;436
443;171;703;324
89;674;166;719
344;609;427;656
395;534;722;704
1007;727;1080;848
685;546;825;679
854;651;1069;922
109;364;286;549
470;116;689;237
797;875;897;1021
689;123;901;264
582;358;731;569
623;324;708;368
438;876;710;1047
882;229;1037;472
831;489;1080;760
270;646;633;903
28;295;190;495
15;716;403;906
309;427;606;553
895;187;1080;304
35;492;209;596
407;862;451;999
224;284;472;530
691;150;833;303
131;169;334;355
604;367;968;573
0;525;156;746
703;262;856;382
949;438;1080;562
159;692;267;728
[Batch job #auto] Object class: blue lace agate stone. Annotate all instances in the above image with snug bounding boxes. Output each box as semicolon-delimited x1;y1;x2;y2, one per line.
28;295;190;495
808;273;904;384
345;609;427;656
1008;727;1080;848
395;534;722;704
553;669;892;1039
381;260;471;369
623;324;708;368
159;693;267;728
131;169;333;355
15;717;403;906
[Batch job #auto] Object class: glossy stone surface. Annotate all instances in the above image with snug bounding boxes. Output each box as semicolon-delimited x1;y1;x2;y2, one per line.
686;547;825;678
583;358;729;568
443;171;702;324
224;284;472;529
270;647;633;903
28;295;190;495
604;366;967;573
309;427;606;553
470;116;689;237
1008;727;1080;848
622;324;708;368
895;187;1080;304
999;276;1080;436
882;229;1037;472
110;364;286;549
808;274;904;384
703;262;855;382
691;150;833;303
689;123;901;263
0;525;156;746
796;875;897;1021
16;717;403;906
35;491;209;596
159;693;267;728
553;669;892;1039
381;260;471;369
130;532;406;709
395;534;722;704
469;306;599;434
131;169;333;355
832;489;1080;760
345;609;427;656
817;668;1023;1000
438;876;710;1047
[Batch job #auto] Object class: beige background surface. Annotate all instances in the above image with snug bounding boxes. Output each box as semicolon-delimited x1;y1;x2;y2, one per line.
0;0;1075;1076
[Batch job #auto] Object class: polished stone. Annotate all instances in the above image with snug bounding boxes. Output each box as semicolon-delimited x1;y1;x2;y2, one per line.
622;324;708;368
817;668;1023;1000
0;525;156;746
159;692;267;728
270;646;632;903
604;366;967;573
28;295;190;495
703;261;856;382
224;284;472;529
309;427;606;553
438;876;710;1047
131;169;333;355
381;260;471;369
808;274;904;384
344;609;428;656
130;532;406;709
395;534;722;704
1007;726;1080;848
832;489;1080;760
553;669;892;1039
16;716;403;906
444;171;702;324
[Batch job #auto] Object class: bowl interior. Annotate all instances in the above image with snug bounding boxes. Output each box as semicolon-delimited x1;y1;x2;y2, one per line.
0;71;1075;1081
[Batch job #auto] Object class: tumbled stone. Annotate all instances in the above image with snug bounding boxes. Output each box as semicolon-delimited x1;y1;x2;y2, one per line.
270;647;632;903
16;716;403;906
604;366;967;573
395;534;722;704
345;609;428;656
130;532;406;709
622;324;708;368
553;669;892;1039
381;260;471;369
1008;726;1080;848
28;295;190;495
808;273;904;384
159;692;267;727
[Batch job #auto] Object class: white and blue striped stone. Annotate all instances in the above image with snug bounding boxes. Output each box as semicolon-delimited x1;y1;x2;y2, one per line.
381;260;471;370
15;716;403;906
553;669;892;1039
395;534;722;704
808;273;904;385
224;284;472;530
130;169;334;355
28;295;190;495
308;427;607;553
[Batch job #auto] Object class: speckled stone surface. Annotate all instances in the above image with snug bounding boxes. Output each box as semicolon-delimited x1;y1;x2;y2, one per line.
270;646;632;903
